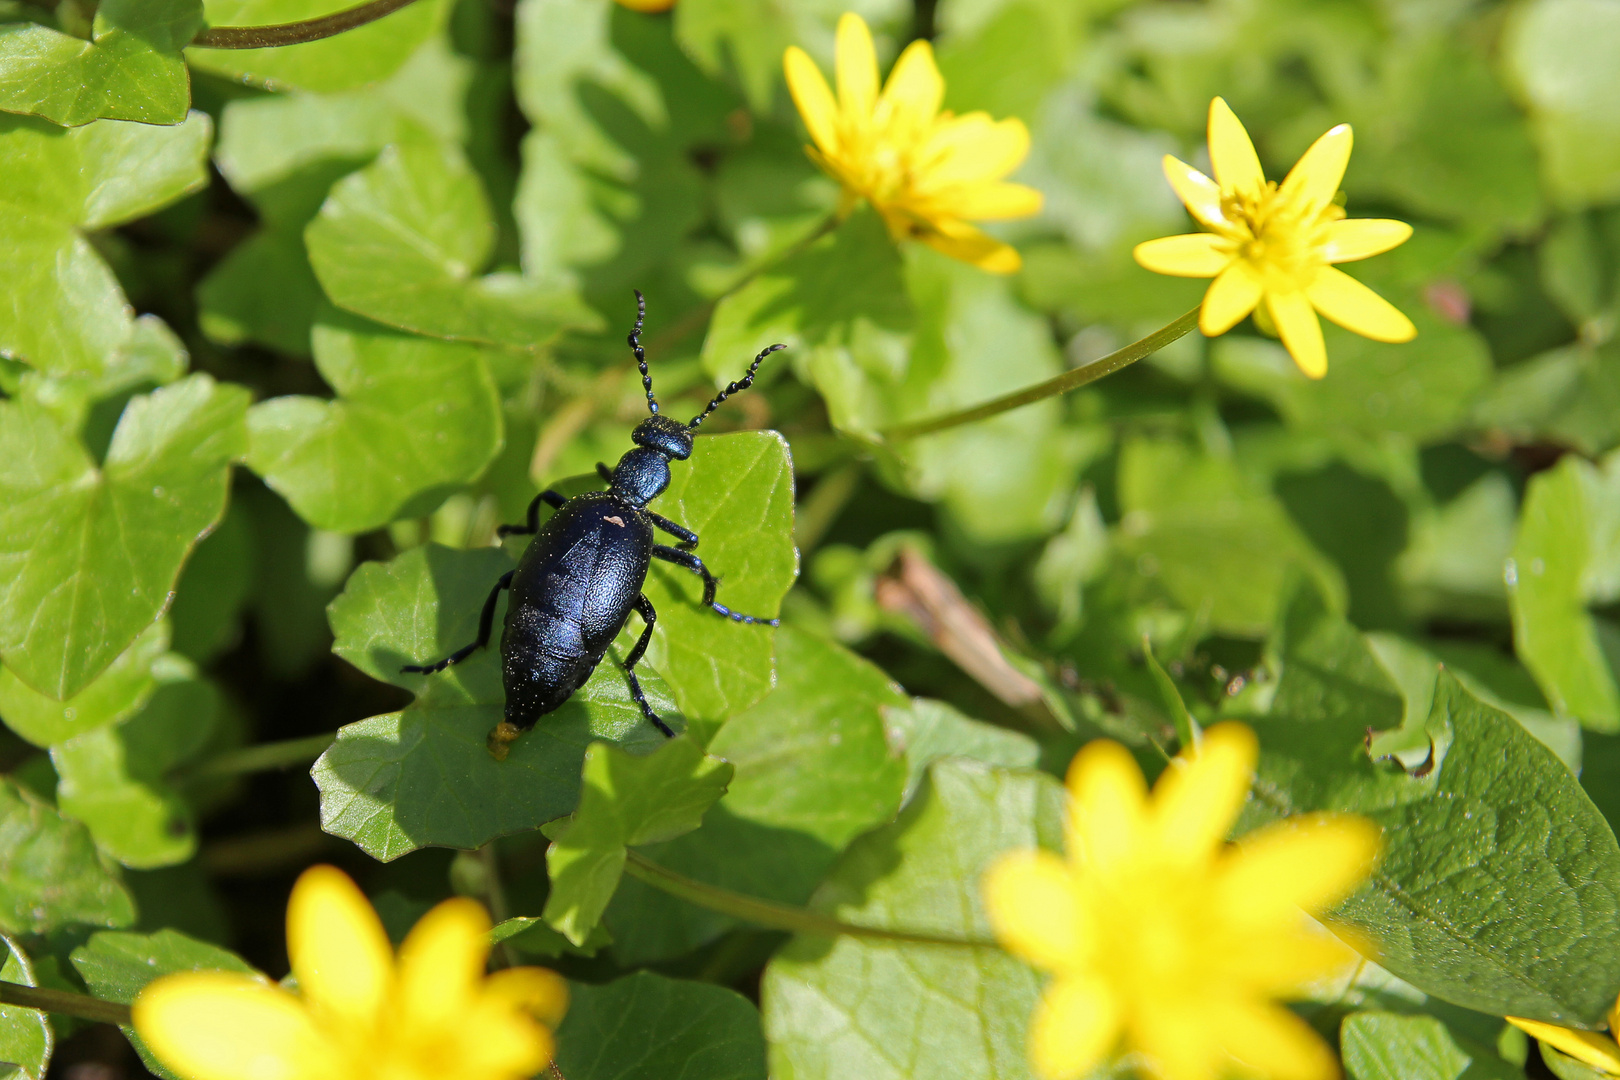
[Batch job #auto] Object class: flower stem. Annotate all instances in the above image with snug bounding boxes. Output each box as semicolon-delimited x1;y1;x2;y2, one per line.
0;981;132;1026
191;0;421;48
175;733;335;782
879;305;1202;441
621;850;994;948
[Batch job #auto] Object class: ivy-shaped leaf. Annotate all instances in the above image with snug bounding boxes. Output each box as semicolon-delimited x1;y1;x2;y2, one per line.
306;133;597;348
0;375;249;700
0;779;134;935
186;0;449;93
0;936;53;1080
0;623;169;747
761;759;1063;1080
247;310;504;534
0;112;210;378
543;737;732;945
553;971;766;1080
0;0;202;127
314;544;679;861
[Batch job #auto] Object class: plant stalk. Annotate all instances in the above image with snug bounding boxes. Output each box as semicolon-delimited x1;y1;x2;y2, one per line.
192;0;421;48
880;306;1202;441
622;850;993;948
0;981;132;1026
176;733;336;782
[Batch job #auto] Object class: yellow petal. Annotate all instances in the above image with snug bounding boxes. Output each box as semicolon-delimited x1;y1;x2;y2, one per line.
1208;97;1265;200
932;181;1044;221
1218;813;1381;924
1320;218;1411;263
397;896;492;1025
484;967;570;1030
1137;1002;1222;1080
612;0;676;11
1199;261;1263;335
983;849;1088;970
1225;923;1363;992
1135;233;1231;278
1151;722;1257;864
877;39;943;132
134;972;336;1080
1219;1001;1340;1080
1267;289;1327;378
1306;266;1416;343
1029;975;1122;1080
918;219;1022;272
917;114;1031;187
1066;739;1146;873
1509;1018;1620;1075
1163;155;1232;231
784;46;839;156
1279;123;1352;216
285;865;393;1027
834;12;878;122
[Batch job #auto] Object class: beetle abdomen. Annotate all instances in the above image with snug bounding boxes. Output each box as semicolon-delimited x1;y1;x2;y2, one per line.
499;493;653;728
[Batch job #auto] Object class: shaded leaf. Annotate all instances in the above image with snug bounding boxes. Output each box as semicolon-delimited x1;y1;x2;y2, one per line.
0;376;249;699
0;936;53;1080
0;778;134;935
553;971;766;1080
543;738;732;945
1341;1011;1523;1080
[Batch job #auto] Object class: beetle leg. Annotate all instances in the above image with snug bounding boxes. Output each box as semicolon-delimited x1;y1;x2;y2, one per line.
651;545;779;626
401;570;513;674
497;491;566;537
596;461;616;486
646;511;698;549
622;594;675;737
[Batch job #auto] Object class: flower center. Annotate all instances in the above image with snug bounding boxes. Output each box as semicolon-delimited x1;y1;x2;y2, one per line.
1221;181;1344;289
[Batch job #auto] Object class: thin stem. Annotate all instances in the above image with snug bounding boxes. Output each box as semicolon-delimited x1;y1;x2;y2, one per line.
880;306;1202;441
176;733;336;782
477;844;517;970
622;850;993;948
0;981;132;1026
192;0;421;48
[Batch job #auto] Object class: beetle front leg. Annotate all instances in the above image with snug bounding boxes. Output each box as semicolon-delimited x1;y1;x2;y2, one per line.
401;570;513;674
646;511;698;550
497;491;566;537
622;594;675;737
651;545;779;626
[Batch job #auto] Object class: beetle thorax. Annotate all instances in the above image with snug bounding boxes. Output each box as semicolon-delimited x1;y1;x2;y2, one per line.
610;446;671;506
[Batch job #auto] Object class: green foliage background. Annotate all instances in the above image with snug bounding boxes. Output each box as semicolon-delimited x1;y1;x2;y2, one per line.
3;0;1620;1076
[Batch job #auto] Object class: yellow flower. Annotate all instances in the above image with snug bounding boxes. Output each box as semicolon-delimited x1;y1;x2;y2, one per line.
984;723;1381;1080
133;865;568;1080
1134;98;1416;379
1509;997;1620;1077
783;13;1043;273
614;0;675;12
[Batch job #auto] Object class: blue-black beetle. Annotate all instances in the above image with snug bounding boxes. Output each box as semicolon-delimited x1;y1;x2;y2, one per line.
403;291;786;758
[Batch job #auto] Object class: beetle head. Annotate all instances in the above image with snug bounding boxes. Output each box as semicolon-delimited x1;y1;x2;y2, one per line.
631;414;694;461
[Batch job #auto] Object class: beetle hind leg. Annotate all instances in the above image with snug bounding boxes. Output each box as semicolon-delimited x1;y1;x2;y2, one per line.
497;491;566;538
401;570;513;674
650;545;780;626
623;594;675;737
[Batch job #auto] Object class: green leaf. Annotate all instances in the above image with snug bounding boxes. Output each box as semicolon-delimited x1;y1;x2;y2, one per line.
0;778;134;935
1398;473;1517;624
553;971;766;1080
1341;1011;1523;1080
186;0;449;93
306;133;596;348
0;936;53;1080
168;505;252;663
605;627;908;963
0;0;202;126
247;310;504;534
0;623;169;747
314;543;680;861
51;670;220;868
1510;452;1620;730
882;697;1041;804
761;759;1063;1080
0;113;210;378
71;928;255;1080
641;431;798;726
543;738;732;945
1503;0;1620;205
0;375;250;699
1115;437;1347;637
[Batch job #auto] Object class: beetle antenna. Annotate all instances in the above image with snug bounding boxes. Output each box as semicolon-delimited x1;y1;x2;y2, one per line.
689;342;787;430
629;289;658;415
